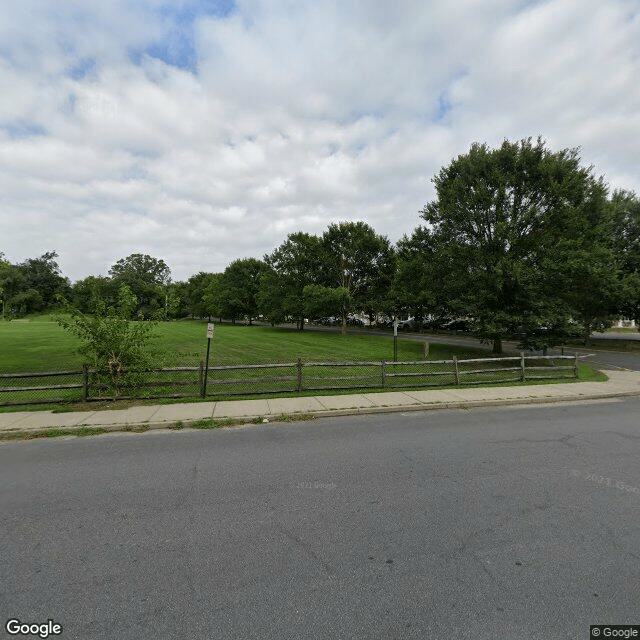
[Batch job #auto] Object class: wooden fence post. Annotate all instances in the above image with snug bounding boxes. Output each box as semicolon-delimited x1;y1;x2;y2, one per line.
381;361;386;387
521;352;526;382
453;356;459;385
82;364;89;401
574;353;579;378
297;358;303;392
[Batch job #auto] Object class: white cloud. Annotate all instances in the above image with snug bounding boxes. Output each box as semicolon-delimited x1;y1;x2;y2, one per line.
1;0;639;281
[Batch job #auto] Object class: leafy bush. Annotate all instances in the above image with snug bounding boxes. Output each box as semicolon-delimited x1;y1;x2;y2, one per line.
57;285;158;397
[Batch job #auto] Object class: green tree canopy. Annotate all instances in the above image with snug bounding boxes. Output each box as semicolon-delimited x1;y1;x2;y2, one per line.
219;258;268;324
320;221;395;334
611;190;640;328
421;138;612;352
71;275;118;314
108;253;171;318
185;272;223;319
0;251;69;316
391;226;445;325
260;232;324;329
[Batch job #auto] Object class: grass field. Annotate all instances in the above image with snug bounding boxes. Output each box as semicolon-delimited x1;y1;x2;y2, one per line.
0;315;606;411
0;315;490;372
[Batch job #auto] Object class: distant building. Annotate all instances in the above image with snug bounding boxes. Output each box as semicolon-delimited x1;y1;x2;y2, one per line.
612;318;637;329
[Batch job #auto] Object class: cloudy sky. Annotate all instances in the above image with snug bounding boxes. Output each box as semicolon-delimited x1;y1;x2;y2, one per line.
1;0;639;282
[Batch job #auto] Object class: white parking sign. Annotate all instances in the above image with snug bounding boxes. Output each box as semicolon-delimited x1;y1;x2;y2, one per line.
207;323;214;339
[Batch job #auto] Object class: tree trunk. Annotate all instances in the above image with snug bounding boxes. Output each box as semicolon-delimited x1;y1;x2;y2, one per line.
492;337;502;354
341;312;347;336
299;316;305;331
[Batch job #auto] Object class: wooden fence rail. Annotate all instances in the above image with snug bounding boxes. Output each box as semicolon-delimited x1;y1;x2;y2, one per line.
0;354;579;406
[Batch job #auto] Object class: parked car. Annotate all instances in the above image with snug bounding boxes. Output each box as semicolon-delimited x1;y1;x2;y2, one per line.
440;318;471;332
396;317;416;331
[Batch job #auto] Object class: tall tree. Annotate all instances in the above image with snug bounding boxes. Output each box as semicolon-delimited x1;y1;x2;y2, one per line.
185;272;220;319
71;275;118;314
320;222;395;335
260;232;324;330
0;255;22;319
109;254;171;318
16;251;70;312
421;138;611;353
202;273;225;321
611;190;640;329
391;226;444;326
219;258;268;324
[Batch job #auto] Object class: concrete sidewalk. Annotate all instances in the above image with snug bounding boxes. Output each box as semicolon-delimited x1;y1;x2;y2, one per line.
1;370;639;439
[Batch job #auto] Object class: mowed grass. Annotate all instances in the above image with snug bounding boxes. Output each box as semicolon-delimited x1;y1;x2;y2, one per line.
0;316;489;373
0;316;606;413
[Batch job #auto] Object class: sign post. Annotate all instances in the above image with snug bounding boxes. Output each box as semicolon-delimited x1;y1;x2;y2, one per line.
393;320;398;362
202;323;214;398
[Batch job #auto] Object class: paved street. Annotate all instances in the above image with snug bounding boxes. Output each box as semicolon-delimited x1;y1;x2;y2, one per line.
2;398;640;639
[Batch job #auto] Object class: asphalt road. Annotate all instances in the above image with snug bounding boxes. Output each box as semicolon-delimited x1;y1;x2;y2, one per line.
419;332;640;372
2;399;640;639
339;326;640;372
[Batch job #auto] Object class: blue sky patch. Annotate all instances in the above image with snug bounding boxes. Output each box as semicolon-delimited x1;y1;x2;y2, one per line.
129;0;237;72
155;0;236;24
68;58;96;81
1;121;47;139
435;94;453;122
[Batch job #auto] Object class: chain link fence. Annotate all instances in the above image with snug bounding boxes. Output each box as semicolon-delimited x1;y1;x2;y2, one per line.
0;354;578;407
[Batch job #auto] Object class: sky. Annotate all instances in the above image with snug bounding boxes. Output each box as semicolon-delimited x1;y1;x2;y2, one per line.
1;0;639;283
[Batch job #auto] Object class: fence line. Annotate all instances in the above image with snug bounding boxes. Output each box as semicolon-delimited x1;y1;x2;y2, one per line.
0;354;579;406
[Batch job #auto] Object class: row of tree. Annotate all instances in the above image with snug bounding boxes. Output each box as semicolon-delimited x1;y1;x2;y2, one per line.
2;138;639;353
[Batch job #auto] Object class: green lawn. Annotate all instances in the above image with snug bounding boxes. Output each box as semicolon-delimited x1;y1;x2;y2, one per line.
0;316;489;373
0;316;606;411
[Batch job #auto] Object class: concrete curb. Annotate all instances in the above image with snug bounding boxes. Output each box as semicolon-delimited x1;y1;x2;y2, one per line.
2;387;639;441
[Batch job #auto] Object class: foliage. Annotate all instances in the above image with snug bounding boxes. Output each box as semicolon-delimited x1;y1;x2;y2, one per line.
0;251;69;316
611;190;640;327
57;285;158;397
391;226;448;325
19;251;71;310
71;275;118;314
165;281;188;319
201;273;225;320
320;222;395;334
108;253;171;319
302;284;351;320
219;258;268;324
261;232;324;329
185;272;213;318
420;138;612;352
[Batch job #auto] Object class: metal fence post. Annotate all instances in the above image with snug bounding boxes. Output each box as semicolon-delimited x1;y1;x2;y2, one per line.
521;352;526;382
453;356;459;385
199;359;205;398
297;358;303;392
